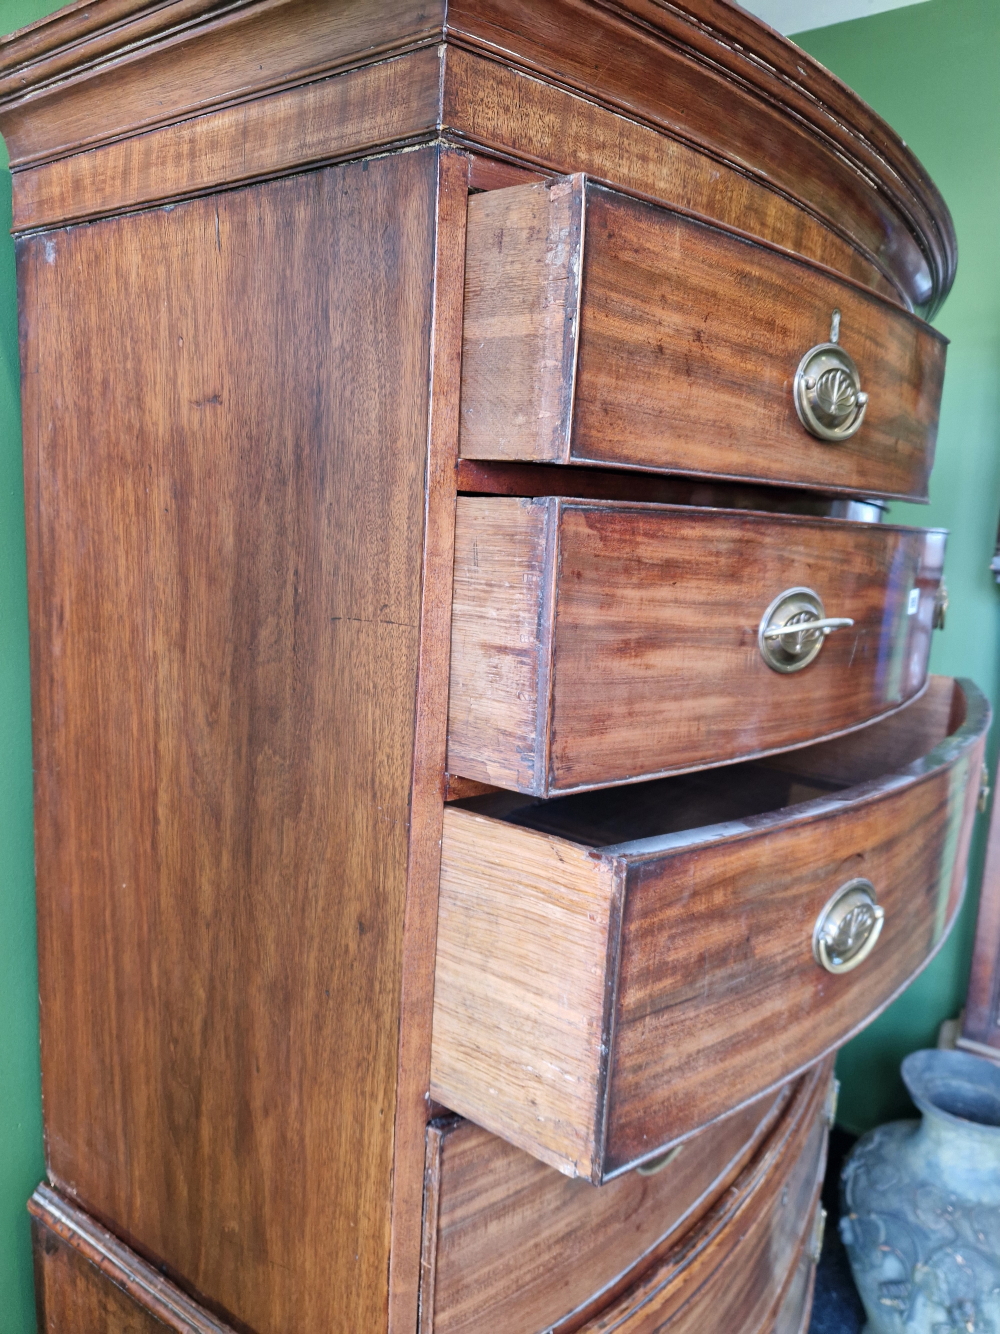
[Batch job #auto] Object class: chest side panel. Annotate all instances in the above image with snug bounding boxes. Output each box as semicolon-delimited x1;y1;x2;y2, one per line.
20;148;438;1333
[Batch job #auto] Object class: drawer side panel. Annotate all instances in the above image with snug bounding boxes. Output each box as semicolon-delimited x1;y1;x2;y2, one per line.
460;178;583;462
430;807;621;1179
447;496;557;792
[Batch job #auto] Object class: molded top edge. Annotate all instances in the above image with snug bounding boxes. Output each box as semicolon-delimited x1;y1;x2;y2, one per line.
0;0;956;312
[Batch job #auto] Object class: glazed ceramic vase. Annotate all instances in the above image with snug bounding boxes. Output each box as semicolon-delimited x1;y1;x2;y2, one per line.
840;1048;1000;1334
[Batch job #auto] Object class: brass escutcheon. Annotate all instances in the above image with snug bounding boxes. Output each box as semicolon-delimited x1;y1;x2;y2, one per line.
758;587;854;673
812;878;885;975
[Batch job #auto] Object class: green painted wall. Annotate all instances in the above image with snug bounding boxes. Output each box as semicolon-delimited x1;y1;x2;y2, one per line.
0;0;997;1325
794;0;1000;1135
0;3;52;1330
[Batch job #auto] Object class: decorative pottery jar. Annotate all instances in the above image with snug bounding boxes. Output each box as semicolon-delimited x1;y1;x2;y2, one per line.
841;1048;1000;1334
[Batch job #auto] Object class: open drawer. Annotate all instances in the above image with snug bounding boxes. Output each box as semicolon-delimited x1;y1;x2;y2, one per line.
431;677;988;1180
419;1064;831;1334
459;175;946;501
447;495;945;795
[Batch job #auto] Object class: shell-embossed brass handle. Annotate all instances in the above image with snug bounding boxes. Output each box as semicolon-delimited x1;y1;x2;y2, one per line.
813;878;885;975
794;310;869;442
758;587;853;673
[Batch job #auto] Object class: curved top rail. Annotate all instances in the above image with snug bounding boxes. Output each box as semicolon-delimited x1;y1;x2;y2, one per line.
0;0;956;313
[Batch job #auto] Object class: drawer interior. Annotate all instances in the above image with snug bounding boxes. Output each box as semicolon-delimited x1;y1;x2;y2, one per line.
455;675;964;849
433;673;982;1179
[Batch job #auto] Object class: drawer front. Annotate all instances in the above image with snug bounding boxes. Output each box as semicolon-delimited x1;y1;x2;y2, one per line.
572;1061;830;1333
459;177;946;502
773;1238;821;1334
419;1081;794;1334
447;496;944;796
431;678;988;1180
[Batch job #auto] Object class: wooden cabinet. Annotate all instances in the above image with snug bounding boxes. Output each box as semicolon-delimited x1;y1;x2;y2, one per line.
0;2;978;1332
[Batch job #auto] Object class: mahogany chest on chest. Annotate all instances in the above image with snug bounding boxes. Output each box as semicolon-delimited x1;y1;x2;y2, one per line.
0;2;985;1331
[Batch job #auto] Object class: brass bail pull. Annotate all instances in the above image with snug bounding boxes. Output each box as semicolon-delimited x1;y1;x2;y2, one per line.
758;587;854;673
793;311;868;442
761;616;854;639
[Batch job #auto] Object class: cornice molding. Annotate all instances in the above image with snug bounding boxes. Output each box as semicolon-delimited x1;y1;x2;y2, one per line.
0;0;955;313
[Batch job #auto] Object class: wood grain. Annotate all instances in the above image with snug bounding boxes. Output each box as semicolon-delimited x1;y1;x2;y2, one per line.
775;1242;821;1334
441;47;910;311
0;0;444;168
431;807;625;1178
459;178;946;501
419;1081;791;1334
11;48;444;232
460;176;583;462
21;149;437;1333
572;1057;830;1332
447;497;558;795
2;1;963;1326
6;44;902;325
443;0;954;313
447;496;945;796
0;0;955;312
761;672;967;789
959;751;1000;1056
30;1186;232;1334
432;680;988;1179
387;148;471;1334
574;186;944;498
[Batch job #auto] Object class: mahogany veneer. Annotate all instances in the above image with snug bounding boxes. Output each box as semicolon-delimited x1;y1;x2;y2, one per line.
419;1065;830;1334
460;177;947;500
432;678;988;1179
30;1187;233;1334
0;1;972;1331
0;0;956;314
572;1056;831;1333
447;497;945;795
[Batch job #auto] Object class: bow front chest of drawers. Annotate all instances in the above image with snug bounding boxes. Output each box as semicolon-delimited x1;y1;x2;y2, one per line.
0;2;986;1332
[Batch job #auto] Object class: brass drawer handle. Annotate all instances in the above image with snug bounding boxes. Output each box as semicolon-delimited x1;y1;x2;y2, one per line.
761;616;855;639
823;1076;841;1128
813;878;884;975
758;587;854;673
794;310;869;442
